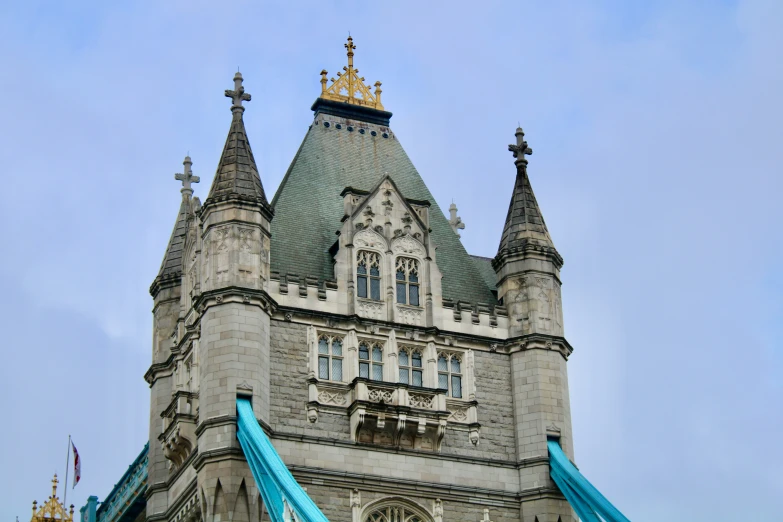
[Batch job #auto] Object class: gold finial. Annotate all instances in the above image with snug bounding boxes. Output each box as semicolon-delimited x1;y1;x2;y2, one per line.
319;36;385;110
31;474;73;522
51;474;58;498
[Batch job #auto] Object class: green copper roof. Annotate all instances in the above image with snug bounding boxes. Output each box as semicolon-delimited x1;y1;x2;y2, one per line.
270;108;497;306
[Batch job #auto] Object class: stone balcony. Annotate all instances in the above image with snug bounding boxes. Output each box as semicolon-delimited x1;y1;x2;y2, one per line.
308;377;480;451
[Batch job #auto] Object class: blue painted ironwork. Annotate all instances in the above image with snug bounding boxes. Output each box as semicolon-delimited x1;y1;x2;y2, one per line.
91;443;149;522
236;398;329;522
547;440;630;522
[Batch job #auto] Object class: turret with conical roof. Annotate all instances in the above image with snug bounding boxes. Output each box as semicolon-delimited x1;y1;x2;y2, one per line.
493;126;564;337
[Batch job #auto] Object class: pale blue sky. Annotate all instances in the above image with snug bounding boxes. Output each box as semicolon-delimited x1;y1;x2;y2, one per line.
1;1;780;521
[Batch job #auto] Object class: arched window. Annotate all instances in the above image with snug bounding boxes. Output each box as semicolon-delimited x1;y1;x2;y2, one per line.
363;499;433;522
359;341;384;381
437;352;463;398
398;347;423;386
357;251;382;300
395;258;420;306
317;335;343;381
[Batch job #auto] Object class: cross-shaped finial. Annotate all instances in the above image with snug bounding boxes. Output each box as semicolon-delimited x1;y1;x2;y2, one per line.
508;126;533;166
345;36;356;67
225;71;251;112
51;474;59;497
175;156;200;194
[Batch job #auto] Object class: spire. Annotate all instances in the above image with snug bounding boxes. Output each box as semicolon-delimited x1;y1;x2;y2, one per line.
205;72;269;206
151;156;196;294
319;36;384;110
495;127;561;265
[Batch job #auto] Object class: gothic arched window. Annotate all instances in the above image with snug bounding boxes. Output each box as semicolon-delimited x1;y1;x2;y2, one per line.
359;341;384;381
398;347;423;386
395;257;420;306
437;352;463;398
357;251;382;300
363;499;432;522
317;335;343;381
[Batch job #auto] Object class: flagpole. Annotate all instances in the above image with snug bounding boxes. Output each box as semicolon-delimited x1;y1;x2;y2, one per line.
63;435;71;511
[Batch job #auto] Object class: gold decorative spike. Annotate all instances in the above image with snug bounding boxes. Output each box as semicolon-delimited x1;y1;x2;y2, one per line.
319;36;385;110
31;474;73;522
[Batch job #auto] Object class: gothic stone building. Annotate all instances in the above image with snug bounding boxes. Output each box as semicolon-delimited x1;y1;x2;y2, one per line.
146;38;576;522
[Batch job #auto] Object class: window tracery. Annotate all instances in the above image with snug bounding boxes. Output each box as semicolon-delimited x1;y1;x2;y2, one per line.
395;257;420;306
363;502;430;522
437;352;463;398
398;347;423;386
357;251;382;300
318;335;344;381
359;341;384;380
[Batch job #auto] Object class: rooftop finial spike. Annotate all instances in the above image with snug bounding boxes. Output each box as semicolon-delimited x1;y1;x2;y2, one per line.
319;37;384;110
225;71;251;114
175;155;200;196
508;126;533;168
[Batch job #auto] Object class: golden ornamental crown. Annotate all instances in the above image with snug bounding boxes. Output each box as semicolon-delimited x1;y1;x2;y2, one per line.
319;36;384;110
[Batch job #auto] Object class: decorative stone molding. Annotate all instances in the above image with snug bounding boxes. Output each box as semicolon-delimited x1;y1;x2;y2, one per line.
354;228;388;250
357;299;384;320
396;304;423;325
391;234;426;257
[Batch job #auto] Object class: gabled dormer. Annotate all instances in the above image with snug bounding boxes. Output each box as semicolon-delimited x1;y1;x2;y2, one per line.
335;175;444;326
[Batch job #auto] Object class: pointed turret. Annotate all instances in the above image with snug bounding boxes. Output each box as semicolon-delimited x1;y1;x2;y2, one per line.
203;72;270;210
495;127;560;263
493;127;564;337
150;155;200;296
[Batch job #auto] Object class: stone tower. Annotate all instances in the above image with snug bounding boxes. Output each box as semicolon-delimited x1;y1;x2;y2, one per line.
141;38;579;522
492;127;574;522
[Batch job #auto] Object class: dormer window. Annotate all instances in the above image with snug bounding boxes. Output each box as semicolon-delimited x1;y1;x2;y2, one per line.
395;257;420;306
357;251;381;300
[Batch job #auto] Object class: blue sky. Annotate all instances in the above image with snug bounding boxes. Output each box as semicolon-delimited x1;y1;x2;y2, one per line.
0;1;780;521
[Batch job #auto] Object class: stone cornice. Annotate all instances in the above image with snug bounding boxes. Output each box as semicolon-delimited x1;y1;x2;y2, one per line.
492;241;564;271
272;307;574;356
149;271;182;298
144;353;176;385
192;447;245;472
193;286;278;317
199;194;274;224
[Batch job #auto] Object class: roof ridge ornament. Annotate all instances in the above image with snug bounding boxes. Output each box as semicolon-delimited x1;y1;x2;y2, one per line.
319;36;384;110
508;127;533;169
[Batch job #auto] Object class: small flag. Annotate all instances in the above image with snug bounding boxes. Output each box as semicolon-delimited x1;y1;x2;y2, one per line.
72;441;81;488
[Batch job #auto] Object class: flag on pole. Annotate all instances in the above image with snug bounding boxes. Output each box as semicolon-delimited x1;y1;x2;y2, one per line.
72;441;81;488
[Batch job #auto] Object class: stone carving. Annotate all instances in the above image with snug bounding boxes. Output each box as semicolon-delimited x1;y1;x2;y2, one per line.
408;394;433;409
367;388;393;403
318;390;347;405
469;427;480;446
391;235;425;257
358;300;384;320
238;228;253;252
396;305;422;326
307;407;318;423
448;408;468;422
354;228;386;250
214;227;230;252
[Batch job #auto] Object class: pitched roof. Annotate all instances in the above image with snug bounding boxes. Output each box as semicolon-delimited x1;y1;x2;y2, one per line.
270;104;497;306
205;109;268;204
470;255;498;292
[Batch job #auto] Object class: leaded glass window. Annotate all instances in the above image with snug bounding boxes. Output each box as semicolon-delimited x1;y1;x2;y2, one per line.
398;347;423;386
357;251;382;300
437;352;462;398
317;335;344;381
359;341;383;381
395;257;420;306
